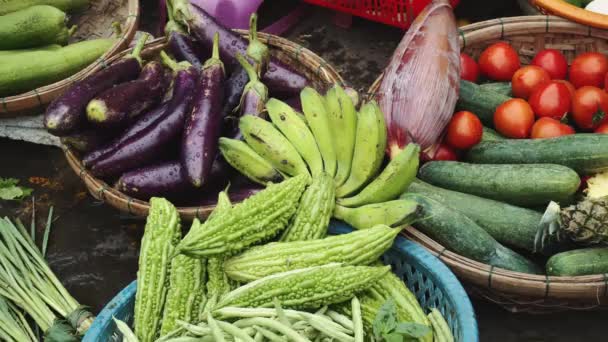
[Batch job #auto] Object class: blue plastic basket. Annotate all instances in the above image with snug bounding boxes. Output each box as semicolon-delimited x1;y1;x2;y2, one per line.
84;221;478;342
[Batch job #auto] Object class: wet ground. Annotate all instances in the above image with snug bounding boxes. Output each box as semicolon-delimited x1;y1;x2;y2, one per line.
0;1;605;340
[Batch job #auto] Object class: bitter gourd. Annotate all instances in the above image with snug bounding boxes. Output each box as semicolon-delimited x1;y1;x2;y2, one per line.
225;225;400;282
216;264;390;310
134;198;181;342
177;175;308;258
159;252;207;336
280;172;335;241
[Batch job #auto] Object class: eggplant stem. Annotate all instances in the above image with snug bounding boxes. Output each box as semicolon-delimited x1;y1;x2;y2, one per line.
111;22;122;37
166;0;175;22
211;32;220;60
130;33;150;63
67;25;78;37
235;53;258;83
159;51;179;71
249;13;258;43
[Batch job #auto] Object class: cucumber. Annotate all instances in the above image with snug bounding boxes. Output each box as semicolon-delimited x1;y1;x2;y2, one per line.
418;162;581;207
401;193;542;274
0;44;61;55
0;38;115;97
480;82;512;96
0;0;89;15
406;179;565;254
546;247;608;276
481;127;504;142
466;134;608;175
456;80;511;127
0;6;71;50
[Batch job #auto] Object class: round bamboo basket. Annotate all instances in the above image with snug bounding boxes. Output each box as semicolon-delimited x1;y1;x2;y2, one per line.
0;0;139;117
64;33;343;221
528;0;608;29
368;16;608;312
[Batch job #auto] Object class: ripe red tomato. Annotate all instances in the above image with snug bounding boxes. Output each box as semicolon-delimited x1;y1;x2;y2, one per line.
511;66;550;99
572;86;608;130
430;143;459;161
569;52;608;88
528;81;572;120
460;53;479;83
445;111;483;149
531;49;568;80
531;117;575;139
494;99;535;138
595;123;608;134
478;42;521;81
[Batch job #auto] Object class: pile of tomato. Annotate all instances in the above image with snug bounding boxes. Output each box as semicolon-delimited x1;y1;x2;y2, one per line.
433;42;608;161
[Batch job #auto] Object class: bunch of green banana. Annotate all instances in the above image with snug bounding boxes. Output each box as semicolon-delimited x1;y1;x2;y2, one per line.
219;83;422;230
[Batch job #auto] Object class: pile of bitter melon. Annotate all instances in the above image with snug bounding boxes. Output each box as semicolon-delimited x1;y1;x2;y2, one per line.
219;84;422;233
125;185;454;341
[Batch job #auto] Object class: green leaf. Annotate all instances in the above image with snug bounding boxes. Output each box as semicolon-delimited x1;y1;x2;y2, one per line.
394;322;432;338
373;298;398;338
384;332;404;342
0;178;32;201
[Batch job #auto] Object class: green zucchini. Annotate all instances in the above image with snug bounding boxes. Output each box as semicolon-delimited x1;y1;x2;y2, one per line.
481;127;505;142
406;179;564;254
456;80;511;127
401;192;542;274
546;247;608;276
0;38;114;97
466;134;608;175
479;82;512;96
0;44;61;55
0;0;89;15
418;162;581;206
0;6;72;50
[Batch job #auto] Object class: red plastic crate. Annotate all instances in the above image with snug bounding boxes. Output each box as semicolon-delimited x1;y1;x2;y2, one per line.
303;0;460;29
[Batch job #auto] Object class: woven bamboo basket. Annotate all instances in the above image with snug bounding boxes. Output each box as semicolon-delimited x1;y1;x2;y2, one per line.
527;0;608;29
64;33;343;221
368;16;608;312
0;0;139;117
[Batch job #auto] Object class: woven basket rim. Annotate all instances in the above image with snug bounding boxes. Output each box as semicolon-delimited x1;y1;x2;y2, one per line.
529;0;608;30
0;0;140;116
64;33;344;221
367;15;608;308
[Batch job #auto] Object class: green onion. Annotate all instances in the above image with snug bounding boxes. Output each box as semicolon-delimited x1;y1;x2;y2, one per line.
0;296;37;342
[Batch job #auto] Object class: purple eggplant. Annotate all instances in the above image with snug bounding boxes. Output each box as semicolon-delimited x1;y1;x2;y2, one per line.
44;34;150;136
82;102;171;167
61;129;115;153
283;96;302;112
86;61;165;128
172;0;307;97
89;55;199;178
165;1;208;69
235;53;268;117
221;67;248;119
182;33;226;187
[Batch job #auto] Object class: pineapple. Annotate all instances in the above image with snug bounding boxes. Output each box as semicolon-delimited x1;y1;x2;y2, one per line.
535;171;608;252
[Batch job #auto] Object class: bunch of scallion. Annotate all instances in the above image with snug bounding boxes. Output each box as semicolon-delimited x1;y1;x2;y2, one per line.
0;207;94;341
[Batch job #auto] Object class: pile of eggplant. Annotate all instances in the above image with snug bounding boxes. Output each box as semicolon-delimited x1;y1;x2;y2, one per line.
44;1;310;205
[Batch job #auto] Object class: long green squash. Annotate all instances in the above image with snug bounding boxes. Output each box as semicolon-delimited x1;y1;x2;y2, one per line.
216;264;390;310
225;225;400;282
177;175;308;258
0;0;89;15
280;172;335;241
0;6;71;50
134;198;181;342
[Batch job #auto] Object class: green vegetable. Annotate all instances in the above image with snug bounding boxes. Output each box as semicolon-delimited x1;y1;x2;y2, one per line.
280;172;335;241
418;162;581;206
402;193;542;274
546;247;608;276
479;82;512;96
113;318;139;342
0;44;61;55
466;134;608;175
481;127;504;142
159;253;207;336
0;0;89;15
177;175;308;258
407;179;559;254
427;309;454;342
371;298;432;342
456;80;511;127
224;225;400;282
134;198;181;342
0;38;114;97
0;178;32;201
0;296;37;342
216;264;390;309
0;6;72;50
333;199;420;230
